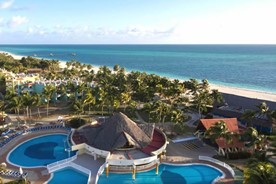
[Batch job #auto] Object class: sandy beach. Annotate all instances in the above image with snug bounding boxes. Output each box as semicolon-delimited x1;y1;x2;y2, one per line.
1;50;276;104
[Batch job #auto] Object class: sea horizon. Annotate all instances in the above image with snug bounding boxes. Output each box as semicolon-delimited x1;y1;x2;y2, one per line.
1;44;276;94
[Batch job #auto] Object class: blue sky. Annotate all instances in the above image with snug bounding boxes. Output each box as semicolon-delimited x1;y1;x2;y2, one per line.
0;0;276;44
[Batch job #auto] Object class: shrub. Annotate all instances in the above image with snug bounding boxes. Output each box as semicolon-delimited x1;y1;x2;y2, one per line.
228;151;251;159
68;118;86;128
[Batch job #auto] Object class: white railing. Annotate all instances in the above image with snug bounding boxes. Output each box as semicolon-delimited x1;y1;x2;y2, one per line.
70;162;91;184
47;157;91;184
47;155;77;173
198;156;235;177
107;155;158;166
85;144;110;157
71;143;110;158
95;163;106;184
151;141;168;155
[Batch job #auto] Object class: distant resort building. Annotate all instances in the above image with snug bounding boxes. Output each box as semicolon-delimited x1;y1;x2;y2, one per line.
213;104;273;133
195;118;245;156
71;113;168;176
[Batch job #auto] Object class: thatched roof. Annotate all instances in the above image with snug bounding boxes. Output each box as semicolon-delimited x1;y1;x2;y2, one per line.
79;112;154;151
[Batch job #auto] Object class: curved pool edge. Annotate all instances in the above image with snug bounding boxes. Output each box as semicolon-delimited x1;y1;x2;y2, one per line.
96;162;225;184
162;162;225;184
6;133;70;169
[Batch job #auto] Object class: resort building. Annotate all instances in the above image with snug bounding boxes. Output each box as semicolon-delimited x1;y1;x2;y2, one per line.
70;112;168;178
195;118;245;156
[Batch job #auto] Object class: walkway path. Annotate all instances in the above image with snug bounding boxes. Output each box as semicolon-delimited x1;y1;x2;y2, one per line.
72;154;104;184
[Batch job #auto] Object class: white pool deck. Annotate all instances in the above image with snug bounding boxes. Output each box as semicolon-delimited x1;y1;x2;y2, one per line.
72;154;105;184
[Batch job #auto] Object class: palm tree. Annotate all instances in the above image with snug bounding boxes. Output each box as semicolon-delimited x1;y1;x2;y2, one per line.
192;90;212;117
22;92;33;119
83;92;95;115
151;100;171;129
120;92;131;112
8;96;23;117
205;121;233;144
72;98;85;117
241;110;256;127
0;100;4;111
210;89;224;106
240;127;259;148
171;109;186;125
243;162;276;184
32;93;42;118
42;84;56;116
256;102;270;119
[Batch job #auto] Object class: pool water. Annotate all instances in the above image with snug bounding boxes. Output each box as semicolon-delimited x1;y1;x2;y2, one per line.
98;164;223;184
8;134;76;167
48;167;88;184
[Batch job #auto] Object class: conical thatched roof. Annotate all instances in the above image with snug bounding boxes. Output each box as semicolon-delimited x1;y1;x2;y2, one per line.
80;112;153;151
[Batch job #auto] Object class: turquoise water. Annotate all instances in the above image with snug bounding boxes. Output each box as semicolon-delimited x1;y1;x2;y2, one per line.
98;164;223;184
48;167;88;184
8;134;76;167
1;44;276;93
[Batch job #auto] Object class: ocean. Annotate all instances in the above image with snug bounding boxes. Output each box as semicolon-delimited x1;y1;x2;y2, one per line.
0;44;276;93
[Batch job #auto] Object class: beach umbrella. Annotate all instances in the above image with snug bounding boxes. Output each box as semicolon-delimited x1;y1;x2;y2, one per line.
0;162;7;168
19;167;23;175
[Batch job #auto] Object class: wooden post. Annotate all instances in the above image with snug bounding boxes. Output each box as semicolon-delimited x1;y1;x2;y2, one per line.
156;160;160;175
132;164;136;180
105;163;109;177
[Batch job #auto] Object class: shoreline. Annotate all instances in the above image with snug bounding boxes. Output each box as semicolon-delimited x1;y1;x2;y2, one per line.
1;50;276;103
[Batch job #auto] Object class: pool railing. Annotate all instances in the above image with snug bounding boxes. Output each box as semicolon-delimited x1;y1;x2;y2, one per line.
198;155;235;177
47;155;78;173
47;156;91;184
95;163;105;184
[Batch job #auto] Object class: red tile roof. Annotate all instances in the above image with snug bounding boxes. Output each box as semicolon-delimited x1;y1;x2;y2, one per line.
215;137;245;148
199;118;239;133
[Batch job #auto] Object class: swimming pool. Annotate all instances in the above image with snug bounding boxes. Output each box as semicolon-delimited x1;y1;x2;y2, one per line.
8;134;76;167
98;164;223;184
48;167;88;184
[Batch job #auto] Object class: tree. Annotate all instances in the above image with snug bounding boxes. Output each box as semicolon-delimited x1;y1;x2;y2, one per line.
72;98;85;117
113;64;120;72
120;92;131;112
256;102;270;119
240;127;259;149
8;96;23;117
22;92;33;119
243;162;276;184
205;121;233;144
42;84;56;116
192;90;212;117
151;100;171;129
241;110;256;127
171;109;186;125
32;93;42;118
83;92;95;114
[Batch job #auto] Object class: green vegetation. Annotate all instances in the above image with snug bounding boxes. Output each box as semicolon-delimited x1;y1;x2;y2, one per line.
1;53;223;131
68;118;87;128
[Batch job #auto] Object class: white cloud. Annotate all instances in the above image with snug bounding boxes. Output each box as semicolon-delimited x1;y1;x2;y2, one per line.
0;0;14;9
7;16;28;27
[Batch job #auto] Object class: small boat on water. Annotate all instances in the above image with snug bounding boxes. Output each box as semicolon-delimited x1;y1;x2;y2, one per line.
33;54;37;57
71;53;76;56
49;53;54;56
